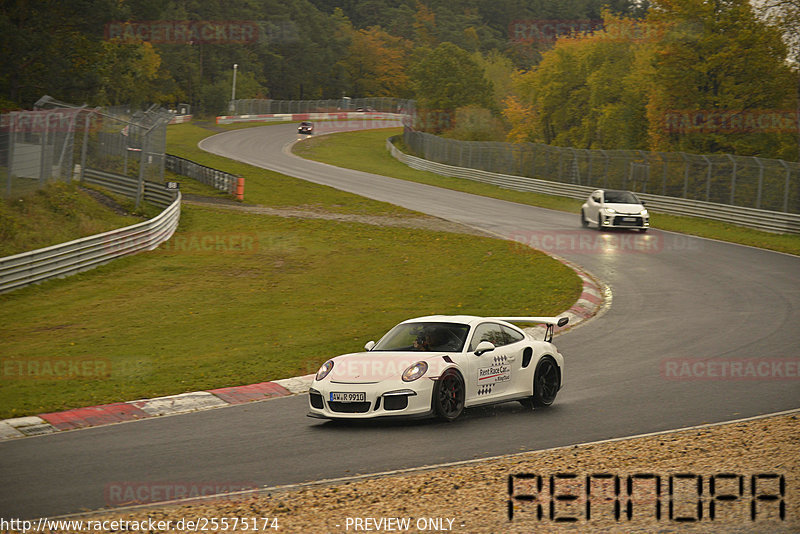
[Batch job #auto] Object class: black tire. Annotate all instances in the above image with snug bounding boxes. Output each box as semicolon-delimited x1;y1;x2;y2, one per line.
532;357;560;408
580;210;589;228
432;369;465;421
639;228;648;233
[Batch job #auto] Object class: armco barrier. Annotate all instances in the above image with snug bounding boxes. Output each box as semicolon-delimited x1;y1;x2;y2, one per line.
165;153;241;197
387;136;800;235
83;168;176;208
216;111;406;125
0;169;180;294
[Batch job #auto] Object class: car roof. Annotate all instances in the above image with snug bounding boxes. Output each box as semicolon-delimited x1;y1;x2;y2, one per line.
598;188;629;194
401;315;498;327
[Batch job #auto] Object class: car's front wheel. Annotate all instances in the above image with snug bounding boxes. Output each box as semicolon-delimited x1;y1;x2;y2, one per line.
432;369;465;421
521;357;560;409
581;210;589;228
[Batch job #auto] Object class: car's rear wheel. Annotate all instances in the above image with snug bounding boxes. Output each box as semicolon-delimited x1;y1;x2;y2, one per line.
433;369;465;421
521;357;560;409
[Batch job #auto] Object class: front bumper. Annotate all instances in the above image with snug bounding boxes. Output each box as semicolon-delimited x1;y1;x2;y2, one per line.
307;379;435;419
600;213;649;229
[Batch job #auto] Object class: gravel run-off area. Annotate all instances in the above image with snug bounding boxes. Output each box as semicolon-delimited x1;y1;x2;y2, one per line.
26;410;799;534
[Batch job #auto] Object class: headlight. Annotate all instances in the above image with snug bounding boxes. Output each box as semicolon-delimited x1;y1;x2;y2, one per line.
315;360;334;381
640;209;648;216
402;361;428;382
604;207;616;214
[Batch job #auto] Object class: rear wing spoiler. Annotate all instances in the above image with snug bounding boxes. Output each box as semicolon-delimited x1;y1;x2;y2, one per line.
490;316;569;343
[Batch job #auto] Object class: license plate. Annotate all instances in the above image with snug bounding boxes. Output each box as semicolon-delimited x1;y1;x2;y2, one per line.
622;217;636;222
330;392;366;402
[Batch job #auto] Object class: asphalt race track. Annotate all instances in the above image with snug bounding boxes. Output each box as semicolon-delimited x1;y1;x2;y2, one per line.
2;123;798;519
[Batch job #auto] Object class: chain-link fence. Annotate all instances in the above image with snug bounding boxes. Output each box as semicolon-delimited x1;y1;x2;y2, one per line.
0;105;85;198
403;128;800;214
229;97;415;116
1;96;173;206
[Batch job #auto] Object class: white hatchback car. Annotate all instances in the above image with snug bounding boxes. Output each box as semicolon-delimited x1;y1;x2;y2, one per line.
581;189;649;232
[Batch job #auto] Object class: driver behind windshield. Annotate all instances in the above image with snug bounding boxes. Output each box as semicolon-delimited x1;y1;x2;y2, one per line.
413;328;447;351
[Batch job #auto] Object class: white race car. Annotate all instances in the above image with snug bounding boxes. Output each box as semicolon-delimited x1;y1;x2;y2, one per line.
581;189;650;232
308;315;568;422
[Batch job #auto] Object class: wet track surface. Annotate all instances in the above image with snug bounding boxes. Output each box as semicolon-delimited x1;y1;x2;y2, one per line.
2;124;798;519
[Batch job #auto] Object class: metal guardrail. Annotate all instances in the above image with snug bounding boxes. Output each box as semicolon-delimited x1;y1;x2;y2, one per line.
387;136;800;235
0;168;180;294
83;168;176;208
165;153;239;196
401;128;800;216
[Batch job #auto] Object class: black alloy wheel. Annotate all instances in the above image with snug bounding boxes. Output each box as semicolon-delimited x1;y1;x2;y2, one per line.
433;369;465;421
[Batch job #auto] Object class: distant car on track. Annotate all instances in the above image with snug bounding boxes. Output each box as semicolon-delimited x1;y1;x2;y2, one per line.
581;189;650;232
308;314;568;422
297;121;314;134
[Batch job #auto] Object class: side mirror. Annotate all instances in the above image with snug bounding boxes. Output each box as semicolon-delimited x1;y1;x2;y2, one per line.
641;200;647;205
364;341;375;351
474;341;495;356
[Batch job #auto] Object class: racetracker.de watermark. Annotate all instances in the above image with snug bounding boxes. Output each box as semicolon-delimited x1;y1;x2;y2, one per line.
661;358;800;381
104;481;259;506
105;20;260;45
0;108;91;134
507;230;690;255
325;359;451;382
1;357;111;380
509;19;670;44
98;232;262;257
662;110;799;134
156;232;260;253
312;116;406;133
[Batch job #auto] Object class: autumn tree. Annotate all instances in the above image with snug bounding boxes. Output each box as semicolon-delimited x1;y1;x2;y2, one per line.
645;0;797;158
505;3;797;159
472;49;516;112
410;41;493;129
339;26;413;98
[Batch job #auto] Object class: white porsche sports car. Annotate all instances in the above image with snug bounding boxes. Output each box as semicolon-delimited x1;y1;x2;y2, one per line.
308;315;568;422
581;189;650;232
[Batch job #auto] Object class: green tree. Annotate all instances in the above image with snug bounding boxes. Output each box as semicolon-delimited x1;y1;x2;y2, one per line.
444;105;507;141
0;0;125;107
506;37;590;146
95;39;162;106
645;0;797;159
472;49;516;112
411;42;493;114
338;25;413;98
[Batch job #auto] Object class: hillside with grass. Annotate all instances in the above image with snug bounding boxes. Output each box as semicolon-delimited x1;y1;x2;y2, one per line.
0;183;145;258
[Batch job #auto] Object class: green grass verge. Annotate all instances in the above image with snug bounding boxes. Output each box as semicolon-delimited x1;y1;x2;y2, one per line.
0;123;581;418
293;129;800;256
0;182;144;257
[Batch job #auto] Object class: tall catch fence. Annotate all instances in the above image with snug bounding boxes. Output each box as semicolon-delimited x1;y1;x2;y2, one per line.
229;97;415;116
402;129;800;215
1;96;173;207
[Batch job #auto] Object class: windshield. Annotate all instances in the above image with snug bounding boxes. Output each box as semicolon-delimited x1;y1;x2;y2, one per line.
604;191;640;204
372;322;470;352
